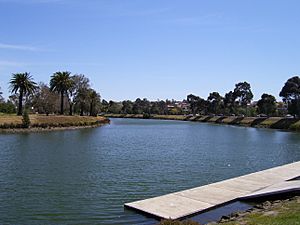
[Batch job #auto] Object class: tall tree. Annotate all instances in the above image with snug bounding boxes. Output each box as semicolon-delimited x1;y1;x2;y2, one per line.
122;100;134;114
50;71;72;115
187;94;207;115
32;83;58;115
207;92;223;114
69;74;89;115
132;98;150;114
187;94;200;115
233;82;253;106
257;93;277;116
101;99;109;113
88;89;101;116
108;101;122;114
279;76;300;116
75;86;90;116
224;91;236;114
9;72;37;115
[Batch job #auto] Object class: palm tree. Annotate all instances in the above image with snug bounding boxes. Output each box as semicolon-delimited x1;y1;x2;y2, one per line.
9;72;37;115
50;71;72;115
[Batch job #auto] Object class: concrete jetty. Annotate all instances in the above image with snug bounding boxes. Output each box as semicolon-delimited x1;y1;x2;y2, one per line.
124;161;300;220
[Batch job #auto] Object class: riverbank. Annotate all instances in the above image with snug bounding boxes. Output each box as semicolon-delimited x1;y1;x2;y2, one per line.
0;115;110;133
105;114;300;131
158;196;300;225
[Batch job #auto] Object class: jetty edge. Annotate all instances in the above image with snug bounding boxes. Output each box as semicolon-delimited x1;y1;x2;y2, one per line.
124;161;300;220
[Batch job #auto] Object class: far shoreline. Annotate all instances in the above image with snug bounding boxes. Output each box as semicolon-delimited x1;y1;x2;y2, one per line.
105;114;300;132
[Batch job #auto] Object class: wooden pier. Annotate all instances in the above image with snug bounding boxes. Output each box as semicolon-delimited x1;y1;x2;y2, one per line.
125;161;300;220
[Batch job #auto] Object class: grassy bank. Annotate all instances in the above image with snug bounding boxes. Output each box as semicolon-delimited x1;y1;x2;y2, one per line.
105;114;300;131
0;114;109;132
158;196;300;225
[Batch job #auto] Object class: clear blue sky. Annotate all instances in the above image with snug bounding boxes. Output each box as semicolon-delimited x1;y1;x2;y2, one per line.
0;0;299;101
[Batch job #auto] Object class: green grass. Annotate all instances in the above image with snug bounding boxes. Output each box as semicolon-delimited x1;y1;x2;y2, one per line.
221;200;300;225
289;120;300;131
157;198;300;225
0;114;109;129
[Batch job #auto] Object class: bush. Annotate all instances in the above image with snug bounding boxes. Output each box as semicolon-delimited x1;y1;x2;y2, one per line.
143;112;151;119
22;111;31;128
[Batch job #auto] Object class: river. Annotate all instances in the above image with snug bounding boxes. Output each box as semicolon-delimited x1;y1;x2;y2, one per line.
1;118;300;224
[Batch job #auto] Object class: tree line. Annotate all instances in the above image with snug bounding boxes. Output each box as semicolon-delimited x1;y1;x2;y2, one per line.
103;76;300;117
1;74;300;117
0;72;101;116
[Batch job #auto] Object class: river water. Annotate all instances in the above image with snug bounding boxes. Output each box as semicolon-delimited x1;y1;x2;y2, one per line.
1;118;300;224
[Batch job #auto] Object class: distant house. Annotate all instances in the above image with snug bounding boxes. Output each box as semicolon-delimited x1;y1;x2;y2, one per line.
176;101;190;113
277;102;288;115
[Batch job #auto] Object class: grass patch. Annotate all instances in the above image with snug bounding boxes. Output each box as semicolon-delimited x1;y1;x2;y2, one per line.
221;199;300;225
0;114;109;129
289;120;300;131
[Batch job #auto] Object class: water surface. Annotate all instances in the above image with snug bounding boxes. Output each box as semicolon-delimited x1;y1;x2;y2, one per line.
1;118;300;224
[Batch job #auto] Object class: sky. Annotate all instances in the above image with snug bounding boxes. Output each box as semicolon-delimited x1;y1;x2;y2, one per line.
0;0;300;101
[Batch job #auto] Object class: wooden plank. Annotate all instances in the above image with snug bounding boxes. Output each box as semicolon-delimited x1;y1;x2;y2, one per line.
124;161;300;219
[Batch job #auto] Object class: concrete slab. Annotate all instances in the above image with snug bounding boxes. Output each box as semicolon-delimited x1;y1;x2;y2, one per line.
242;180;300;199
175;186;243;205
211;178;266;193
125;194;213;219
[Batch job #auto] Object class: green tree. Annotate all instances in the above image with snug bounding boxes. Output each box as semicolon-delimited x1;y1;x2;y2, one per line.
9;72;37;115
187;94;200;115
187;94;207;115
88;89;101;116
0;101;16;114
108;101;122;114
224;91;236;114
279;76;300;116
234;82;253;107
207;92;223;114
121;100;134;114
50;71;73;115
132;98;151;114
74;87;90;116
68;74;89;115
101;99;109;113
257;93;277;116
150;100;168;115
32;83;58;115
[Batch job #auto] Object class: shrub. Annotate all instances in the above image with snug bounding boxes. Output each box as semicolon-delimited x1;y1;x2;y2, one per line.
143;112;151;119
22;111;31;128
